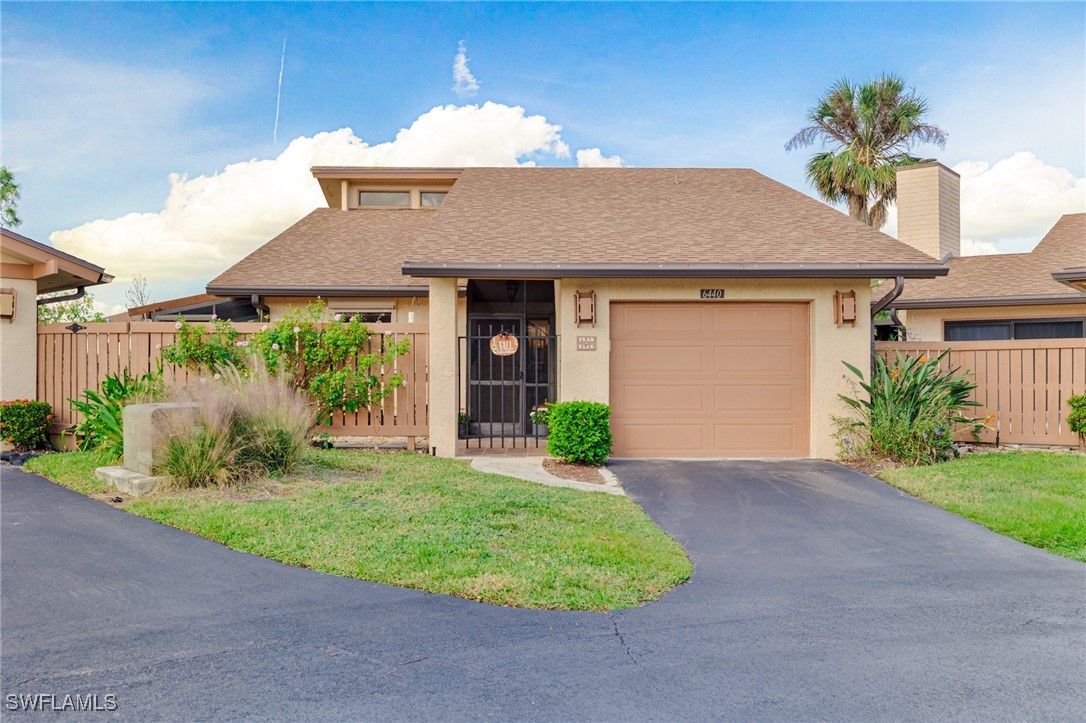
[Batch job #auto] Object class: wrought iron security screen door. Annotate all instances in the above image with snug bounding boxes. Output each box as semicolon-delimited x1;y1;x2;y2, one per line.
467;316;525;436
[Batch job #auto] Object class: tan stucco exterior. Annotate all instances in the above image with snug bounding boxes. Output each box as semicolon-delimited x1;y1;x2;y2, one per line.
0;277;39;401
902;303;1086;341
552;278;870;459
428;278;461;457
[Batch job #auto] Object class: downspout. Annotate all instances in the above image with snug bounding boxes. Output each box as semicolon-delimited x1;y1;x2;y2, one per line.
871;275;905;358
251;294;271;322
37;286;86;307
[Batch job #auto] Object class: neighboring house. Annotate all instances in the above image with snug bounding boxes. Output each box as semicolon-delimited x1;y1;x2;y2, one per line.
209;165;950;459
884;163;1085;341
116;293;259;322
1;228;112;400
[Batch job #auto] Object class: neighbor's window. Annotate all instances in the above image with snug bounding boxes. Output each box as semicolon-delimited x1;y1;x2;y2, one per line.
337;310;393;324
945;318;1085;341
420;192;447;207
359;191;410;208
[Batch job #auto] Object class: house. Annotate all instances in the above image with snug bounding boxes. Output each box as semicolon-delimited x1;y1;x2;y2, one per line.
209;165;950;459
883;163;1085;341
1;228;112;400
115;293;259;322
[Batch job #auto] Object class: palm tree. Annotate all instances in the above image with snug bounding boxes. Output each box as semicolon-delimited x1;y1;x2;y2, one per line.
786;74;947;229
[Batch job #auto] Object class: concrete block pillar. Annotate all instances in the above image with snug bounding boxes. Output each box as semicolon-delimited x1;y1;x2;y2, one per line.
427;277;459;457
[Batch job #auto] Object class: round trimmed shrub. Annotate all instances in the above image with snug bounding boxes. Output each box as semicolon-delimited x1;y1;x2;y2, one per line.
0;400;53;450
546;401;612;466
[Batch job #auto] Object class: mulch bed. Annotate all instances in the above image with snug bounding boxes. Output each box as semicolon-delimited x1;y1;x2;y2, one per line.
542;458;606;484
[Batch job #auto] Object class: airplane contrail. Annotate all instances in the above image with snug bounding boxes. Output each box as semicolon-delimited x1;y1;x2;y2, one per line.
274;36;287;144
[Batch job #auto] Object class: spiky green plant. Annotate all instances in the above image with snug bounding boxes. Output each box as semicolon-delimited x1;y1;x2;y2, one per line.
70;370;164;458
836;350;983;465
786;74;947;229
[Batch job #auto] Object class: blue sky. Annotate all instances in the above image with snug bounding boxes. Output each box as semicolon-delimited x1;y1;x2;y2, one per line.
2;1;1084;312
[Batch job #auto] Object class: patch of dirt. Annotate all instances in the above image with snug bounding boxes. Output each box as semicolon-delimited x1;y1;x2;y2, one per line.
836;457;907;477
543;458;606;484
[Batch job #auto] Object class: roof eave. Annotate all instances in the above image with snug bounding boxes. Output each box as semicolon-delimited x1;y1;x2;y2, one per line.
206;284;433;298
401;262;949;280
891;293;1086;309
1052;268;1086;292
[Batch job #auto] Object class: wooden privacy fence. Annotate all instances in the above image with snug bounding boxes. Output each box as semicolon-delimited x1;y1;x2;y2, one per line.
38;321;429;439
876;340;1086;446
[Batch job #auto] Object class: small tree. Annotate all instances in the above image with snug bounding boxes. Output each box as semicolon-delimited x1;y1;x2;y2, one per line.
125;274;152;309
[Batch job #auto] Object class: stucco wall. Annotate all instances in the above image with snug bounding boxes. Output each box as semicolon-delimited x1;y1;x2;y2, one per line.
903;303;1086;341
428;278;460;457
0;277;40;401
554;277;872;459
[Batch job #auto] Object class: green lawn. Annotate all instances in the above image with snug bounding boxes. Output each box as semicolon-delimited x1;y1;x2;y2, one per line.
24;449;691;610
878;452;1086;562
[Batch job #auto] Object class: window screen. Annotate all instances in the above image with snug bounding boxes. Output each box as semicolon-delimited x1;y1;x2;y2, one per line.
420;192;447;207
945;318;1085;341
359;191;410;208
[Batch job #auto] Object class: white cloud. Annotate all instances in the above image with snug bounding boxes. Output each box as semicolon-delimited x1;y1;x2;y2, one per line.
576;148;624;168
883;152;1085;255
954;152;1085;251
960;239;1000;256
452;40;480;97
50;102;573;285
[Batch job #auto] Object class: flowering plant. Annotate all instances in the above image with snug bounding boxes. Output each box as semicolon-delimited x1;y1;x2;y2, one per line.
0;400;54;450
835;350;985;465
529;401;551;426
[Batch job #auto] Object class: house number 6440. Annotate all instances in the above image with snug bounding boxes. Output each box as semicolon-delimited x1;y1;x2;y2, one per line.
700;289;724;299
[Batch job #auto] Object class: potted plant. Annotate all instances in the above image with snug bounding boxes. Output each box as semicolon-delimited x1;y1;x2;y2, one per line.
530;401;550;437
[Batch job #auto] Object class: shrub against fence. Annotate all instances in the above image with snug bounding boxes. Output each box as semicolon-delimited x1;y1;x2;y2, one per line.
38;321;429;439
876;340;1086;446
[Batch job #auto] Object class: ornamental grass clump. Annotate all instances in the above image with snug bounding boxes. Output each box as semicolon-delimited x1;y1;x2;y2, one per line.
157;360;315;488
836;350;984;466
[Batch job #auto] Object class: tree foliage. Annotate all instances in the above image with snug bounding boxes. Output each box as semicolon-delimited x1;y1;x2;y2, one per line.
37;292;108;323
0;166;21;228
786;74;947;229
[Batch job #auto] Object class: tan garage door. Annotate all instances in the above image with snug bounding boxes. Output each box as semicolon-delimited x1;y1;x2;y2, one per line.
610;302;810;457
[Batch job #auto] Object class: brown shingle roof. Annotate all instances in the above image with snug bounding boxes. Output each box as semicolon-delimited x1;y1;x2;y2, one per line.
890;213;1086;308
210;167;947;294
404;167;943;275
207;209;433;295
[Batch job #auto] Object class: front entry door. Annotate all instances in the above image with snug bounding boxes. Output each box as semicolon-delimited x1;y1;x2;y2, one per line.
468;316;524;434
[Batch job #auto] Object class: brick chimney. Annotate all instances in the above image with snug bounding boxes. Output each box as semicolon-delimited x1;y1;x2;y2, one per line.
895;161;960;260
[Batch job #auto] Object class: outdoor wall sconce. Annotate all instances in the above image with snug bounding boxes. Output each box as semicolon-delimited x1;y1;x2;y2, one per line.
575;290;596;326
506;280;521;305
834;290;858;326
0;288;14;322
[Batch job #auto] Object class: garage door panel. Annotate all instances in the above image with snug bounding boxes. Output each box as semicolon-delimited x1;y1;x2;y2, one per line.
614;344;707;375
615;383;710;415
610;302;810;458
617;305;705;334
615;422;708;455
712;305;808;338
712;344;806;374
712;423;805;454
713;383;802;413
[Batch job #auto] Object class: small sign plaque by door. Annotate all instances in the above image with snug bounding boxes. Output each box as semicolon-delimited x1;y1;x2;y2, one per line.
700;289;725;299
576;336;597;351
489;333;519;356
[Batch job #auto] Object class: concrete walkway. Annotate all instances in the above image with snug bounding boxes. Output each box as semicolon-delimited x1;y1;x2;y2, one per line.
468;456;625;495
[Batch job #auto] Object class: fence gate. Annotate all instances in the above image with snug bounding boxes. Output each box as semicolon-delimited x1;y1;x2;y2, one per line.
458;320;557;450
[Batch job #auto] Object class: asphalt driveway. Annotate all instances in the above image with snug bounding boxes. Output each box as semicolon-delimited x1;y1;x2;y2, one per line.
2;459;1083;721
